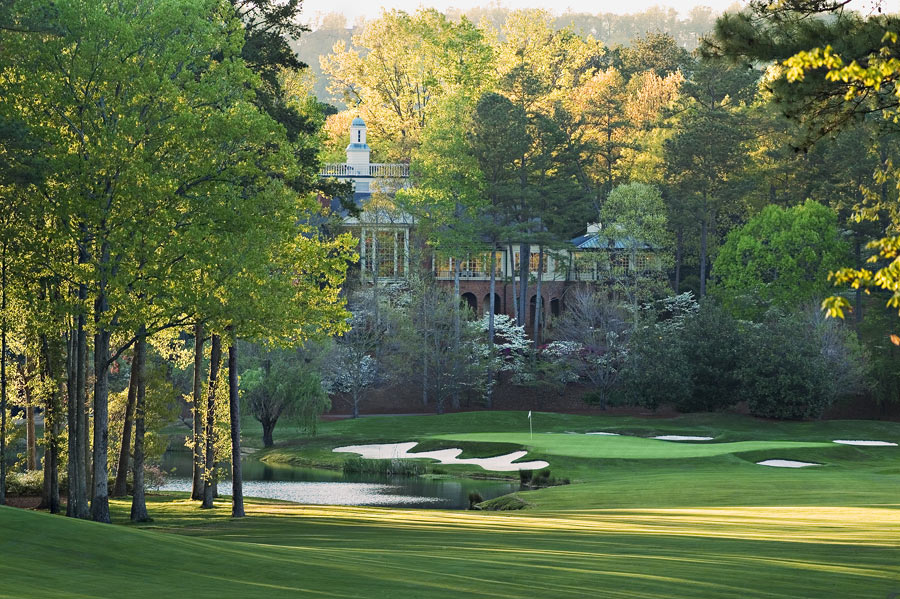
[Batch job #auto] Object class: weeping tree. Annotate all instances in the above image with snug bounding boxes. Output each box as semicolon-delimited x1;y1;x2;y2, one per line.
241;344;330;448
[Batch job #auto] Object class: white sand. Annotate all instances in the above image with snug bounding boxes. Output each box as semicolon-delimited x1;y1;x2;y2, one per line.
333;442;549;472
586;432;620;436
833;439;898;447
653;435;714;441
756;459;820;468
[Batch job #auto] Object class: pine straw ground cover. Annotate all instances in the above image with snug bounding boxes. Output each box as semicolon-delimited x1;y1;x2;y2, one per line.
2;411;899;598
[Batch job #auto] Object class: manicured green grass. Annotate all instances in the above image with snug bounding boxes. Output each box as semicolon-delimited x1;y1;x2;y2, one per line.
250;411;900;508
2;496;899;599
4;411;900;598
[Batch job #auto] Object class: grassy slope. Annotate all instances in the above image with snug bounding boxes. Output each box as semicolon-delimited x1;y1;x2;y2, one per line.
2;496;899;599
4;411;900;598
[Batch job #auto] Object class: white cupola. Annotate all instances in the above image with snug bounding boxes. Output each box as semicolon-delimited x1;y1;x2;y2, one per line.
346;117;370;168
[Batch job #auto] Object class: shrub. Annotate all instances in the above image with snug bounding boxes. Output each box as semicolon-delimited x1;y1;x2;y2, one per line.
477;494;529;511
518;469;533;485
467;491;483;509
341;457;425;476
521;468;569;489
739;311;834;419
5;470;45;496
616;323;692;410
675;301;744;412
5;470;70;496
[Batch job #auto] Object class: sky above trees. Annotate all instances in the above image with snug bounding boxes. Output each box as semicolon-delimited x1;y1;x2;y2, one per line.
302;0;744;24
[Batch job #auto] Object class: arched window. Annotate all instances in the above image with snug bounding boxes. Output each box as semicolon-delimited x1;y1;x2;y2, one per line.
461;292;477;316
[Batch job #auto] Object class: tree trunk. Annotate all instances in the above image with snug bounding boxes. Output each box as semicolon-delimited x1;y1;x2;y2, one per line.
39;335;60;514
66;330;75;517
508;245;518;326
262;420;275;448
532;246;543;348
631;246;639;330
0;247;5;506
699;215;708;299
518;243;530;327
90;238;113;523
352;387;359;419
674;227;683;294
228;338;244;518
191;322;204;500
90;324;111;523
452;256;461;410
486;249;496;409
77;313;90;518
24;357;36;470
130;331;150;523
71;303;89;519
112;344;140;497
854;237;863;326
201;334;221;509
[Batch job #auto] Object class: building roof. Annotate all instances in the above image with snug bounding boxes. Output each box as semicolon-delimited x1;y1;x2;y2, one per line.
329;192;371;216
570;232;655;250
351;117;366;126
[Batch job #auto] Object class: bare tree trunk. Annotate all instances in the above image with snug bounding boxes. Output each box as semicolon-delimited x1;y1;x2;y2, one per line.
39;335;60;513
90;238;114;523
71;303;89;519
486;249;497;409
191;322;204;500
508;245;518;325
532;246;544;348
0;247;5;506
130;330;150;522
24;357;36;471
452;257;461;410
854;237;863;326
699;215;708;299
201;334;221;509
228;337;244;518
112;344;140;497
80;322;91;515
631;246;639;330
518;243;530;327
674;227;683;294
66;330;75;517
90;324;111;523
421;288;428;406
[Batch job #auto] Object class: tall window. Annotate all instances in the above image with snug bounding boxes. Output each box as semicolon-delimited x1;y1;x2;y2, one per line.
362;228;406;278
635;253;652;272
514;252;548;273
611;253;629;275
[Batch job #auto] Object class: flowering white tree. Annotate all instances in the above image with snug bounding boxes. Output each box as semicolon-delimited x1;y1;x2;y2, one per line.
323;312;383;418
475;313;533;384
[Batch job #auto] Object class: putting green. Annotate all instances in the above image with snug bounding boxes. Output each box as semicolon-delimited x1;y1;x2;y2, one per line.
433;433;832;460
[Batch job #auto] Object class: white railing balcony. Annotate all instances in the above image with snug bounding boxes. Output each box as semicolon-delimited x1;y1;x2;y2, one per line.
320;163;410;178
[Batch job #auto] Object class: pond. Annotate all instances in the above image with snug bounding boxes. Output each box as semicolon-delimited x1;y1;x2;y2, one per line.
159;451;520;509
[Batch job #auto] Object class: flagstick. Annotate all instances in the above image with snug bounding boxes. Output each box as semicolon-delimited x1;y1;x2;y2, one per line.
529;413;533;440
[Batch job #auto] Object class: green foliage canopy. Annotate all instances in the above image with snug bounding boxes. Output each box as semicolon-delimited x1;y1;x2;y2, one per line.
713;200;850;315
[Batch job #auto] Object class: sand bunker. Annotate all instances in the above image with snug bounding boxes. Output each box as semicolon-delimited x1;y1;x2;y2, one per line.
333;442;549;472
756;459;821;468
833;439;898;447
586;432;620;436
653;435;714;441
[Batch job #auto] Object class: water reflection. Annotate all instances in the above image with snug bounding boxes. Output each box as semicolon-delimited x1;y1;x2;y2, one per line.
159;451;519;509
